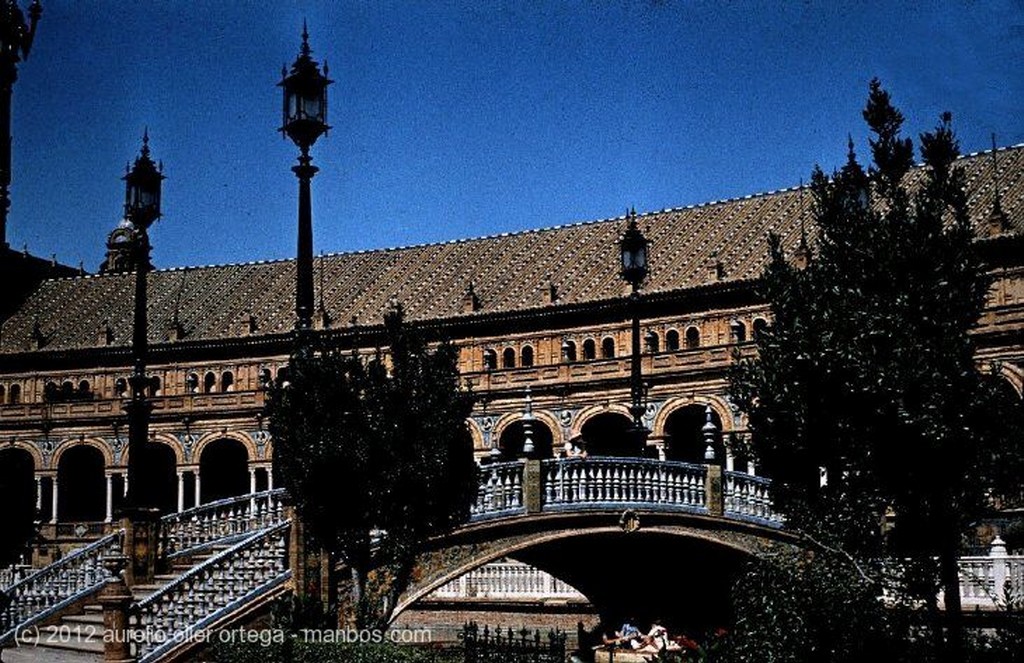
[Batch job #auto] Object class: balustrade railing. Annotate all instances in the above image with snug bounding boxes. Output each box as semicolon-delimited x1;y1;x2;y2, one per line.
0;530;124;645
0;564;31;590
133;521;291;663
957;547;1024;609
724;470;783;525
431;559;586;600
472;462;525;518
541;457;707;511
160;488;286;558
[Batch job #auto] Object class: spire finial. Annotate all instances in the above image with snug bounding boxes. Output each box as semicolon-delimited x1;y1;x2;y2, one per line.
140;127;150;159
301;19;311;57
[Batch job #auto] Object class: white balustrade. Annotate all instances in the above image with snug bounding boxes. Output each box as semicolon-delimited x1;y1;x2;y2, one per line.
133;521;291;663
540;458;707;511
723;470;783;525
0;530;124;645
430;559;586;601
160;488;286;558
956;537;1024;610
471;462;525;518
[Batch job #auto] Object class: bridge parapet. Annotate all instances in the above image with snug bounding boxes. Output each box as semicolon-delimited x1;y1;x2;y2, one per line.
471;457;782;527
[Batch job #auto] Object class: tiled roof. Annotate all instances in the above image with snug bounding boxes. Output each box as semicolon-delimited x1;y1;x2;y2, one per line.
3;146;1023;354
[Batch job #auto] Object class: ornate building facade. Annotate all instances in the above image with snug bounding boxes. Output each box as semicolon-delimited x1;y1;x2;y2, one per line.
0;145;1022;561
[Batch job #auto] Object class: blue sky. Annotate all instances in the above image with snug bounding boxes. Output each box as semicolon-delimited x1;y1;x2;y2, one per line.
8;0;1023;271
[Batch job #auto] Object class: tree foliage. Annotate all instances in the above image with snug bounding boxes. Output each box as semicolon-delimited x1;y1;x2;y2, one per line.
267;305;477;629
729;80;1024;658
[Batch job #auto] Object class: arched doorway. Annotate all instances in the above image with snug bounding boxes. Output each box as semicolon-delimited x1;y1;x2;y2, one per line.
57;445;106;522
665;405;724;464
0;448;36;565
199;438;249;504
581;413;639;457
498;419;554;459
136;442;178;514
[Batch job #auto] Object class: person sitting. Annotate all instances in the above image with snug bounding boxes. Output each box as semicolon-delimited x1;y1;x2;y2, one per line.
643;619;669;651
617;618;643;649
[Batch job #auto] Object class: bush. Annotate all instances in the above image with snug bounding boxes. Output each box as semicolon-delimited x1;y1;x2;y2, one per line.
213;639;460;663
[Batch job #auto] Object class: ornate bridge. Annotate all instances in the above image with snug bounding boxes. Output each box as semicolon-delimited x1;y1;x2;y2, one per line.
394;457;794;629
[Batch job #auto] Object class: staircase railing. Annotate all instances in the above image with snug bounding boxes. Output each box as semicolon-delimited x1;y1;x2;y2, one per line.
541;457;707;512
133;521;291;663
160;488;286;558
0;529;124;646
0;564;31;591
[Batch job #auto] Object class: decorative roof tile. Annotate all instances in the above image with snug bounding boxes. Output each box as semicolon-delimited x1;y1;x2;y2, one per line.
3;146;1022;353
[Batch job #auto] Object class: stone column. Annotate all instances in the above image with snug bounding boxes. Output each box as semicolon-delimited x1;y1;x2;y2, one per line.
50;477;58;524
194;471;202;506
725;451;735;473
105;474;114;523
120;508;161;587
267;466;274;491
34;475;42;512
176;471;185;513
249;466;258;510
99;555;136;663
122;474;129;498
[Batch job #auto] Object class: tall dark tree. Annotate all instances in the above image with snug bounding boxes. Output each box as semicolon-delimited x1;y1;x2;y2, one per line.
730;80;1024;660
267;304;477;629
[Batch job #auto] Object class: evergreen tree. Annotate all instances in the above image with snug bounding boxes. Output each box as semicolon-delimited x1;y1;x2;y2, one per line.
729;80;1024;660
266;304;477;629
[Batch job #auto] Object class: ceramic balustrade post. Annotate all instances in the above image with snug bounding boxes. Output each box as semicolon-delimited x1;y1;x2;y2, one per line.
990;537;1009;603
523;460;542;514
705;465;724;516
99;555;136;663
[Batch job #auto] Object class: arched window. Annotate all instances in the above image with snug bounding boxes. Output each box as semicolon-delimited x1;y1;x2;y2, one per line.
258;368;273;388
276;366;290;387
520;346;534;367
646;331;660;353
61;381;74;398
483;349;497;371
753;318;769;341
731;320;747;343
562;340;577;363
601;337;616;359
582;339;596;360
685;326;700;349
8;384;19;404
203;371;216;394
148;376;161;397
185;373;199;394
221;371;234;392
502;347;516;369
115;377;129;397
666;329;680;351
43;381;58;401
78;380;90;394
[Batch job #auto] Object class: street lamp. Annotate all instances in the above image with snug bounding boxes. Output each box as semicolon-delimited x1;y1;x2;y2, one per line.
618;208;650;454
124;131;163;511
279;23;331;338
0;0;41;248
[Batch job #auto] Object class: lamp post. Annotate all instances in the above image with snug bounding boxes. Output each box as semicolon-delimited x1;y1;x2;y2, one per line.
123;131;163;511
279;23;331;342
0;0;41;248
618;208;650;454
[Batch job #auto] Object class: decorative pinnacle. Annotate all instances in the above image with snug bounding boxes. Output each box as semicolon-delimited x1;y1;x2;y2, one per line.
140;127;150;159
300;19;311;58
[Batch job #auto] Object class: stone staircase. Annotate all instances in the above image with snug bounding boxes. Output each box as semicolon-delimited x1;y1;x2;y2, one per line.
0;490;289;663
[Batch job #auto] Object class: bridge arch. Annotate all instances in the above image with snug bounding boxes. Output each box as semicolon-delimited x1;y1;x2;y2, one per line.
192;430;258;463
493;410;561;459
465;418;486;452
395;511;796;631
0;439;44;469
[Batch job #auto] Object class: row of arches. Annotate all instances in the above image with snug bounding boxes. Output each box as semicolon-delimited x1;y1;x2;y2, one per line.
480;319;770;371
492;406;745;466
0;438;262;524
